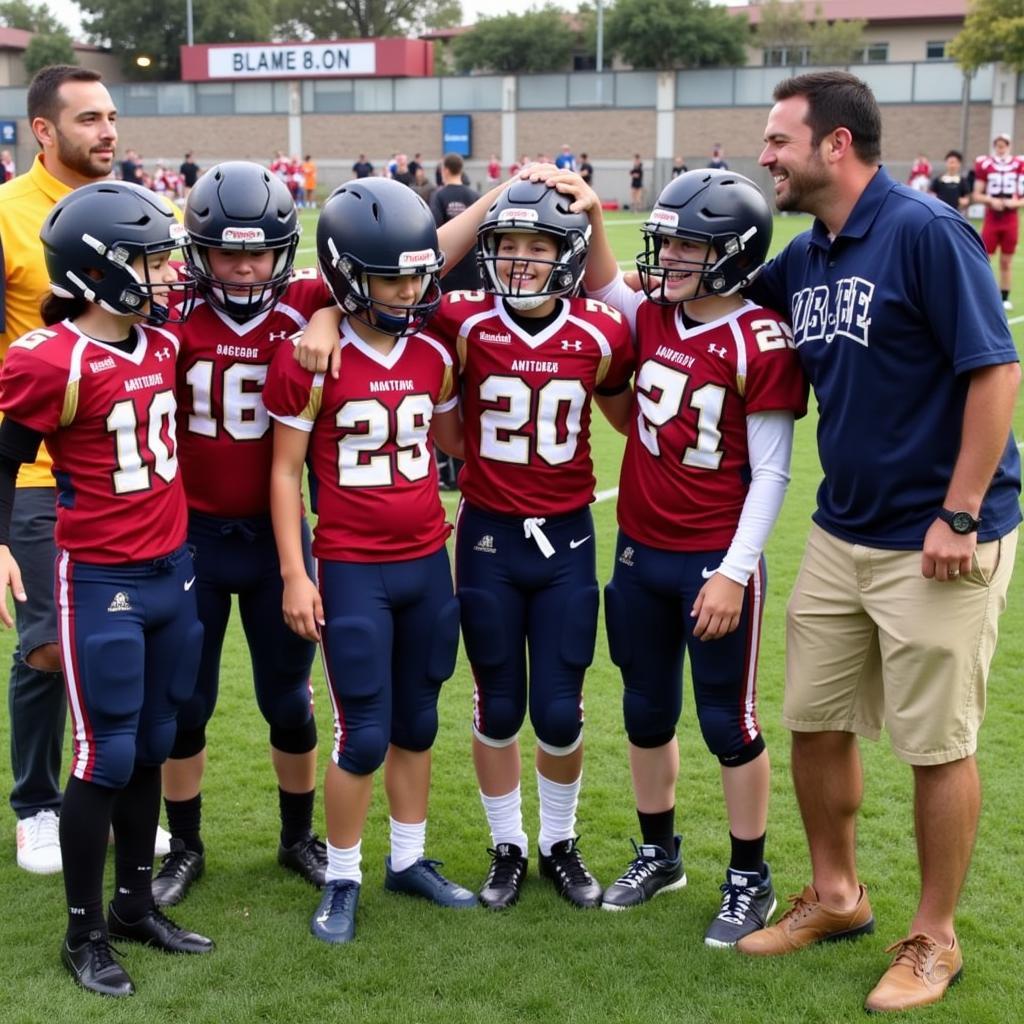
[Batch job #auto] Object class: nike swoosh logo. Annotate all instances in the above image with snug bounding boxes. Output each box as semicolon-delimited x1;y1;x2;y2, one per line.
184;577;196;591
569;536;591;549
701;566;717;579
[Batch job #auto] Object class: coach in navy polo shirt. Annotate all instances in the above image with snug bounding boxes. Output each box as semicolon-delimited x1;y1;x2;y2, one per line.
736;71;1020;1014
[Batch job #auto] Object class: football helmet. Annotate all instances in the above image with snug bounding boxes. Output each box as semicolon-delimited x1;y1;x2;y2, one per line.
477;180;591;310
316;178;443;337
185;160;299;317
636;169;772;305
41;181;193;325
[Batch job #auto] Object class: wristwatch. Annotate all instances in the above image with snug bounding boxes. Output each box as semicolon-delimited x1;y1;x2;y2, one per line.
937;509;981;535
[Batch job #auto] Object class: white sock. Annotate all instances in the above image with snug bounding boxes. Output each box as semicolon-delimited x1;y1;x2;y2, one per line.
326;840;362;884
480;787;528;852
389;817;426;873
537;770;580;856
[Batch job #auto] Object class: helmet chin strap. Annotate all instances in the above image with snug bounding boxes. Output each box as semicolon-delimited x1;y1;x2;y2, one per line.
505;293;550;311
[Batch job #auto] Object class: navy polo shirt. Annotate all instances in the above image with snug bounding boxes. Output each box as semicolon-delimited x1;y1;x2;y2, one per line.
752;166;1021;549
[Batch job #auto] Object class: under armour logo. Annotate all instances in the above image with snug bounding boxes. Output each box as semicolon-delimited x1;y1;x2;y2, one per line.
708;344;727;359
154;347;171;362
561;340;583;351
268;330;289;342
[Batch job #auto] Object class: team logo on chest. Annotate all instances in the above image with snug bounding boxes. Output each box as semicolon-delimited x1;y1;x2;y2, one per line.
268;330;289;342
154;347;172;362
561;339;583;352
791;276;874;348
707;343;727;359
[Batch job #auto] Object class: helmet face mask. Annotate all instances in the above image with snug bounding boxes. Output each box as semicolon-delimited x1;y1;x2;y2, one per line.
317;179;444;338
43;181;196;325
635;170;772;307
477;182;591;309
184;161;300;318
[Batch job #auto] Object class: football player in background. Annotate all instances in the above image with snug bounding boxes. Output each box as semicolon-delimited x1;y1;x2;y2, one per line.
973;133;1024;310
557;167;806;945
0;182;212;997
154;162;331;907
267;178;476;945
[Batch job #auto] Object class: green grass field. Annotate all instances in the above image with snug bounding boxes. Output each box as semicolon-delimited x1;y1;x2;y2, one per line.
2;210;1023;1023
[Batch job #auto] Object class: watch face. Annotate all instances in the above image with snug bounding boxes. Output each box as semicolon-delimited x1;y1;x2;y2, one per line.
952;511;974;534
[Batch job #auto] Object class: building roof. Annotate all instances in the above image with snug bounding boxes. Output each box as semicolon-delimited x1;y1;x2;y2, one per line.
732;0;967;26
0;26;103;52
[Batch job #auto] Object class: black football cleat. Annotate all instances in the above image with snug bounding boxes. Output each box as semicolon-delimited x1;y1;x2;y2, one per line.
538;836;603;909
278;832;328;888
61;930;135;998
478;843;527;910
108;905;214;954
151;839;205;907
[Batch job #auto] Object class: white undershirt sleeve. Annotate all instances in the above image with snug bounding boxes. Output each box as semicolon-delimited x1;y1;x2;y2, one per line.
715;409;795;586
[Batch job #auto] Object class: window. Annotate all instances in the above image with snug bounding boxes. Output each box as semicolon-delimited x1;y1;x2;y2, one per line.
857;43;889;64
763;46;810;67
926;41;947;60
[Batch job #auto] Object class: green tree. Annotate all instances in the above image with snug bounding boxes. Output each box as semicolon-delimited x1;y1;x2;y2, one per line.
605;0;746;71
274;0;462;41
452;7;575;73
23;33;77;77
754;0;866;66
949;0;1024;73
0;0;67;34
79;0;274;79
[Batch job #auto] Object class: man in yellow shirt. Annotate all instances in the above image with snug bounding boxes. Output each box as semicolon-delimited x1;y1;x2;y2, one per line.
0;65;118;875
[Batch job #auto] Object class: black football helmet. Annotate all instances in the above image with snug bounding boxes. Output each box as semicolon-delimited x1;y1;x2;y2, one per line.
477;180;591;309
316;178;443;337
636;169;772;305
41;181;194;325
184;160;299;317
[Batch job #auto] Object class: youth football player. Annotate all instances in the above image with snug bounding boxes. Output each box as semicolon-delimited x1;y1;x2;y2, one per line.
266;178;477;945
0;181;213;997
560;167;807;945
154;161;330;906
973;133;1024;310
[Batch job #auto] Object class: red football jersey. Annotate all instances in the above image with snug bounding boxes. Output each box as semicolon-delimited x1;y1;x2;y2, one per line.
0;321;187;563
973;154;1024;209
175;272;332;518
431;292;634;516
617;300;807;551
264;318;457;562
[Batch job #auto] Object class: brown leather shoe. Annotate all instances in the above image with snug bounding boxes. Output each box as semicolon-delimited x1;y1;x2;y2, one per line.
864;934;962;1013
736;883;874;956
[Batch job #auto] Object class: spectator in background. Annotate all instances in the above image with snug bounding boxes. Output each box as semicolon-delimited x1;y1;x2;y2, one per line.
579;152;593;186
120;147;141;184
555;143;576;171
929;150;970;213
412;166;436;205
0;149;15;181
629;154;644;211
430;153;482;294
179;151;200;196
671;156;688;178
487;153;501;187
301;154;318;207
708;144;728;170
387;153;398;177
908;152;932;191
392;153;415;187
409;152;423;178
270;150;288;181
352;153;373;178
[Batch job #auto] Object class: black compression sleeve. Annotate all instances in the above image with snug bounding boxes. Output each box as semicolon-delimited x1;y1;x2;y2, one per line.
0;418;44;547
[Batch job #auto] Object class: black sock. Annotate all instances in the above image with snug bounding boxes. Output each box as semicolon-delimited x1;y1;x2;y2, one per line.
165;793;204;854
729;832;766;876
61;775;117;945
279;788;315;848
110;764;161;924
1002;289;1009;301
637;808;676;856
